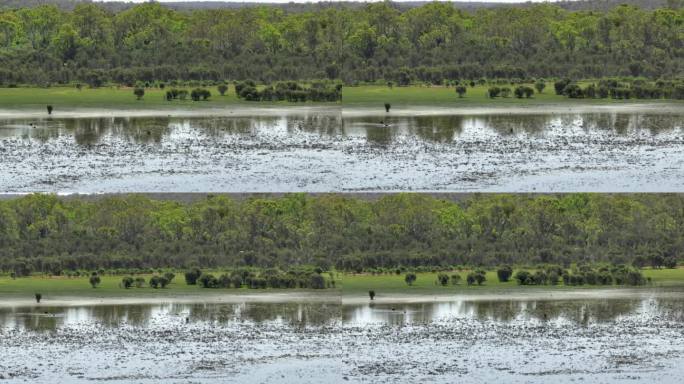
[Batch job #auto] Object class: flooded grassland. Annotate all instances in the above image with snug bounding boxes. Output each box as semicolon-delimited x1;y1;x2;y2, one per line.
0;289;683;383
1;106;684;192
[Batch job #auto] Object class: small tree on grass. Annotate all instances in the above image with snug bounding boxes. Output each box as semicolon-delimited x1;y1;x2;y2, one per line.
437;273;450;286
404;272;417;286
89;273;101;288
199;274;218;288
164;272;175;283
134;277;146;288
455;85;467;98
185;268;202;285
134;87;145;100
497;265;513;282
369;290;376;300
535;80;546;94
384;103;391;112
121;276;134;289
466;273;476;285
474;270;487;285
47;105;53;115
451;273;461;285
218;84;228;96
149;276;161;289
35;293;42;303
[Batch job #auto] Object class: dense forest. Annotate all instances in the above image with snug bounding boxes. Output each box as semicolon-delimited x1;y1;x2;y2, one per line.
0;1;682;86
0;193;681;274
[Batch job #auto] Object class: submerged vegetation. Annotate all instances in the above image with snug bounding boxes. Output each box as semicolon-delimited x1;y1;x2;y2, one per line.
0;194;682;274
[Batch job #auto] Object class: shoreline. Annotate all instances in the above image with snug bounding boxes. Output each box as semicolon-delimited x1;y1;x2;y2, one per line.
1;287;680;308
0;102;682;120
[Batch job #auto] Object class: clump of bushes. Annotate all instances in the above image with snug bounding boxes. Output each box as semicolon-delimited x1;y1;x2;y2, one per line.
514;264;647;286
514;85;534;98
184;268;202;285
191;88;211;101
165;88;189;101
194;268;332;290
467;269;487;285
235;81;342;102
556;78;684;100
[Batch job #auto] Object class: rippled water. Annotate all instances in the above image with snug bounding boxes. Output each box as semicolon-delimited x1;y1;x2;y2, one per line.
1;291;683;383
1;111;684;192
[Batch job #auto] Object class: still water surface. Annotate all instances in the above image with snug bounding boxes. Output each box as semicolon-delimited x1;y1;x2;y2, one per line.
1;291;683;383
1;111;684;192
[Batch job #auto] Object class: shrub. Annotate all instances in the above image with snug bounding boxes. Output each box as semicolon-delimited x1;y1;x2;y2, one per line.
134;87;145;100
534;80;545;93
497;266;513;282
218;84;228;96
149;275;160;288
310;273;326;289
514;86;525;98
199;273;218;288
554;78;571;95
121;276;134;289
563;84;584;98
35;293;42;303
89;273;101;288
488;87;501;98
134;277;146;288
218;274;232;288
450;273;461;285
514;270;531;285
474;270;487;285
404;272;417;286
455;85;467;97
191;88;211;101
163;272;175;283
664;257;678;269
437;273;449;286
369;290;375;300
548;271;560;285
466;272;476;285
523;86;534;98
231;274;243;288
185;268;202;285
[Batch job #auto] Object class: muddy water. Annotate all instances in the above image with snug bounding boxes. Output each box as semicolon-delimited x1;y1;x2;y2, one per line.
1;291;683;383
1;110;684;192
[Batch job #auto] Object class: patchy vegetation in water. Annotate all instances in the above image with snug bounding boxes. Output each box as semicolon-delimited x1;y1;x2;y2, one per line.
1;111;683;193
0;293;683;383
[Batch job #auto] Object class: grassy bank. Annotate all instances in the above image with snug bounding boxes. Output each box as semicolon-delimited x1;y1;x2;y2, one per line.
340;267;684;294
0;85;680;110
0;268;682;299
0;86;242;109
342;84;684;106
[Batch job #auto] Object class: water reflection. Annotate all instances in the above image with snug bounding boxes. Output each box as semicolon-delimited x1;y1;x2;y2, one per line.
343;298;646;325
1;295;681;331
1;112;682;145
0;302;343;331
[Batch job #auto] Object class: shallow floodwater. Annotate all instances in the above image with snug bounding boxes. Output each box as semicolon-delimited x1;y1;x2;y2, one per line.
1;110;684;192
1;290;683;383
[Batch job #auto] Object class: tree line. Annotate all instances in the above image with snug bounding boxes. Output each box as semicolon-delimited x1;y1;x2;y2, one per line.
0;194;682;274
0;2;682;86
